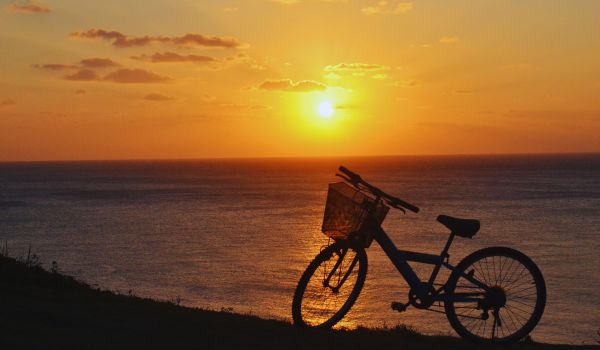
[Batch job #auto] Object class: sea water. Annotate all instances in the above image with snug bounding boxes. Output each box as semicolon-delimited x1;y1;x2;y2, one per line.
1;154;599;344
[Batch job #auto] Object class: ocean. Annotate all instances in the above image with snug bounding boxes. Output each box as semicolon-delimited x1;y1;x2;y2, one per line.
1;154;599;344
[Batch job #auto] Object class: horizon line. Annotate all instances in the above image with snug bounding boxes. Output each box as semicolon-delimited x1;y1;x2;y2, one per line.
1;151;600;164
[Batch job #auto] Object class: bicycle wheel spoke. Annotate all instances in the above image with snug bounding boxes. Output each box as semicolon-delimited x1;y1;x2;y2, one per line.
492;256;498;285
474;318;485;335
445;248;544;344
503;305;521;332
506;284;536;295
508;297;535;308
502;264;524;288
482;317;487;337
507;305;529;323
503;266;528;290
476;261;490;286
483;257;493;286
499;258;516;286
510;291;538;299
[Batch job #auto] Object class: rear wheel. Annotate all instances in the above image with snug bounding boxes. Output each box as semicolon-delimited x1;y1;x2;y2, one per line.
292;242;367;329
445;247;546;345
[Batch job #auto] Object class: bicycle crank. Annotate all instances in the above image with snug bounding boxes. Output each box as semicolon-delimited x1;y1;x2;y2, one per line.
408;283;435;309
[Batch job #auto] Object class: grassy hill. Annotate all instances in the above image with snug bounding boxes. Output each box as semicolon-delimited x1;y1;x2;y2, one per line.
0;254;596;350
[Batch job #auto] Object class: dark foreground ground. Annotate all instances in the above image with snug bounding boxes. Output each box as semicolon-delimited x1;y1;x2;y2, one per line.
0;255;596;350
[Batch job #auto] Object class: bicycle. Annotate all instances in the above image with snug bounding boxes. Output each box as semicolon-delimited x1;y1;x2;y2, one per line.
292;166;546;345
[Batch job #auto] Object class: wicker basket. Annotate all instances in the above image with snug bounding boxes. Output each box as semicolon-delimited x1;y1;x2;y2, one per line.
321;182;389;247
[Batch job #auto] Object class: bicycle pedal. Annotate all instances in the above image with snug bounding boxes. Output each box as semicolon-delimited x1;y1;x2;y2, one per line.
391;302;407;313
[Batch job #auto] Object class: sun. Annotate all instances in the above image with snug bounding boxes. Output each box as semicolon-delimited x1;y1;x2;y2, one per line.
317;101;334;118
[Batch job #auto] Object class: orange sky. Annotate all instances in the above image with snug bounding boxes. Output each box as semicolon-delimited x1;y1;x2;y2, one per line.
1;0;599;161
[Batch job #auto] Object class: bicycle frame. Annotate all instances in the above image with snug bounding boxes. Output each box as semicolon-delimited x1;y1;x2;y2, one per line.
363;196;490;305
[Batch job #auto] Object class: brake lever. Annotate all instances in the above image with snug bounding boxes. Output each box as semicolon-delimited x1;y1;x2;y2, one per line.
335;173;354;183
388;200;406;214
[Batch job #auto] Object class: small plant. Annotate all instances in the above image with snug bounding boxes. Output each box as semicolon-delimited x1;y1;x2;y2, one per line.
19;245;41;268
390;324;420;337
50;261;59;274
521;334;535;343
0;241;8;257
168;296;182;306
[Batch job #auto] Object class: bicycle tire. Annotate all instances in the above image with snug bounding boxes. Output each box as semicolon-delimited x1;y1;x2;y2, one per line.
444;247;546;345
292;242;367;329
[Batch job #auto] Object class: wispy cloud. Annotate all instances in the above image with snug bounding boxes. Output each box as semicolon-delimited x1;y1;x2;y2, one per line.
144;93;175;101
7;0;50;14
258;79;326;92
324;62;391;79
361;1;413;15
131;52;218;64
70;29;242;49
439;36;460;45
219;103;269;110
64;69;101;81
269;0;301;4
34;59;119;71
80;58;120;68
64;68;170;83
103;69;171;83
32;63;78;70
269;0;348;4
1;98;16;106
325;62;390;73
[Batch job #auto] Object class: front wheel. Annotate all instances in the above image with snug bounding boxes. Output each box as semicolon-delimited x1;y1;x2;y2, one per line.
445;247;546;345
292;242;367;329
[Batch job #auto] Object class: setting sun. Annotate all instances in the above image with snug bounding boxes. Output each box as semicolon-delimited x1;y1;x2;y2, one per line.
317;101;334;119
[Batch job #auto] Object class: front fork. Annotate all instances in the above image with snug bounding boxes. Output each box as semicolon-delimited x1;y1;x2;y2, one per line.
323;248;359;293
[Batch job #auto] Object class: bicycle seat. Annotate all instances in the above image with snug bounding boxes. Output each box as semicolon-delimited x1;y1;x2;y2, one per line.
437;215;480;238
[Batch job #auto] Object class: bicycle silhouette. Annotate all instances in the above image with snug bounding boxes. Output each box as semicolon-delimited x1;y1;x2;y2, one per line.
292;166;546;345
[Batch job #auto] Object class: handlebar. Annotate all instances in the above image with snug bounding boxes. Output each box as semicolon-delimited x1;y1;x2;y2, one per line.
338;166;420;213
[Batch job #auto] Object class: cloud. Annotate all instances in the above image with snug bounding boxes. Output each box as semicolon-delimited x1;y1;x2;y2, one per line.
131;52;218;64
1;98;16;106
144;93;175;101
103;69;171;83
439;36;460;45
171;34;241;48
393;79;418;87
361;1;413;15
335;103;356;110
80;58;120;68
219;103;269;110
7;0;50;14
372;73;389;80
324;62;391;78
64;69;101;81
269;0;348;4
70;29;241;49
325;62;390;73
258;79;326;92
32;63;78;70
269;0;300;3
63;68;170;83
33;59;119;72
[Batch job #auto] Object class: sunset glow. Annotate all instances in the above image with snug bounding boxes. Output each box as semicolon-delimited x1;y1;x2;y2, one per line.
1;1;599;161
